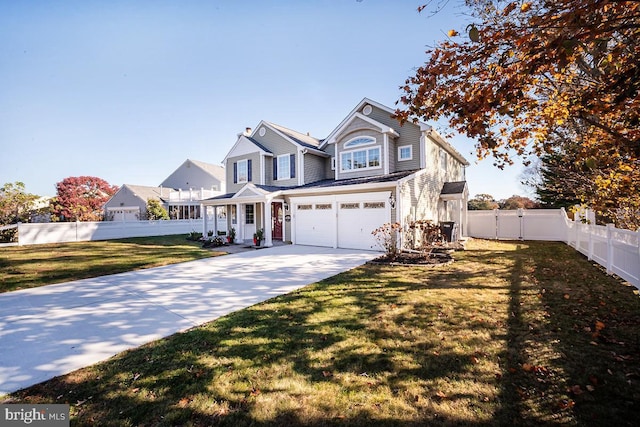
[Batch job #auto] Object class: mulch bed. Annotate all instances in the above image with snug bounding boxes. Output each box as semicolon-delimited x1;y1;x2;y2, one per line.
368;251;454;267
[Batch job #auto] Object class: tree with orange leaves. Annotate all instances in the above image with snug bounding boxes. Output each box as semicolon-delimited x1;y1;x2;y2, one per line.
397;0;639;228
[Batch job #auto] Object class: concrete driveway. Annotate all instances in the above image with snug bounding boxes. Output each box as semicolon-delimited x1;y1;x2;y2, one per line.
0;245;378;395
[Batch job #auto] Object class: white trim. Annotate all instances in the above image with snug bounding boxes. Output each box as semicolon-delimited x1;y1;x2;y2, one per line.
222;135;271;163
398;145;413;161
260;154;266;185
325;112;399;145
298;149;304;186
383;134;390;175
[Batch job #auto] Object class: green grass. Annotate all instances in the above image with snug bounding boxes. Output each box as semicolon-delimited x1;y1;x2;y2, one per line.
4;240;640;426
0;234;223;293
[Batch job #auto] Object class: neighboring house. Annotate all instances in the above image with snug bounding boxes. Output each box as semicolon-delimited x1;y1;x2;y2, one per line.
201;98;470;250
104;159;225;221
104;185;172;221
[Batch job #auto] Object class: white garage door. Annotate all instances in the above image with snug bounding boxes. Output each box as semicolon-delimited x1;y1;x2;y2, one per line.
293;202;335;247
292;193;390;251
338;201;387;250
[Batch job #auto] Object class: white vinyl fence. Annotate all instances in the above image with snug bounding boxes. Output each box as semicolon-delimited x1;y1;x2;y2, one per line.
14;219;204;246
468;209;640;289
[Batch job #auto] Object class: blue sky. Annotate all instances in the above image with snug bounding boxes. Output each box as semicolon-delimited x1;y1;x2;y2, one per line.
0;0;530;199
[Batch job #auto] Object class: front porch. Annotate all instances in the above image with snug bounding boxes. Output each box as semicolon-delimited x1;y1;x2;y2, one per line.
202;186;288;247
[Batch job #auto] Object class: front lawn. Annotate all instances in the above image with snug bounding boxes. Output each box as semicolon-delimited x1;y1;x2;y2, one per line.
0;235;222;293
5;240;640;426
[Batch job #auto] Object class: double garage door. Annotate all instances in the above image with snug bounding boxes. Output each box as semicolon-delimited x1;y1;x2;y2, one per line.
291;192;390;251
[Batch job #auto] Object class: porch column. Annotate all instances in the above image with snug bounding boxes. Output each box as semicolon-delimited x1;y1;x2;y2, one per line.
202;204;208;235
264;198;273;247
213;206;218;236
236;203;242;241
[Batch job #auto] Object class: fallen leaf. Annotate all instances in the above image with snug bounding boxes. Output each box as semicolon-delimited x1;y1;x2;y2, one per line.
436;391;447;399
570;385;583;395
586;385;595;392
322;371;333;378
471;356;480;364
595;321;605;331
564;294;570;299
522;363;534;372
558;399;575;409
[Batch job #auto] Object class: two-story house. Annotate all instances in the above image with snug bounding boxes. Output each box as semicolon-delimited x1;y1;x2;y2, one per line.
104;159;225;221
201;98;469;250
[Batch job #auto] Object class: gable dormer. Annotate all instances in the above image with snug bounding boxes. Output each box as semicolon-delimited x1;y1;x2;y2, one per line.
324;106;400;180
223;134;273;193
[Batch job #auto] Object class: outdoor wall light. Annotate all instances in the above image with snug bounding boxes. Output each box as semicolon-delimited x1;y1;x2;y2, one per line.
284;202;289;211
389;193;396;209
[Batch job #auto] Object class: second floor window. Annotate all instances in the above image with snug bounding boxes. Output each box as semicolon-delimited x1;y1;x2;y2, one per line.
398;145;413;161
234;159;250;184
341;147;381;172
273;154;296;181
278;155;290;180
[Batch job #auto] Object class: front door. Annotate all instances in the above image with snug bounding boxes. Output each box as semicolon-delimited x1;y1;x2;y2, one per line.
272;202;283;240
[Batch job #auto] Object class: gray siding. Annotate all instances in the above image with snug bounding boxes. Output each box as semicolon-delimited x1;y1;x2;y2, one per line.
226;152;261;194
323;143;336;179
335;129;384;180
362;104;423;172
304;153;327;184
253;125;299;187
162;160;222;190
388;137;397;173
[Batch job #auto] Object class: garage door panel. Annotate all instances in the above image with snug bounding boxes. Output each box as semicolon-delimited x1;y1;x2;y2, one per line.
294;204;334;247
337;201;388;251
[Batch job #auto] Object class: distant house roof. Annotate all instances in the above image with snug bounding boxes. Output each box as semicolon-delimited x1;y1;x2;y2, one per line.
103;184;174;210
441;181;467;195
123;184;173;201
187;159;226;182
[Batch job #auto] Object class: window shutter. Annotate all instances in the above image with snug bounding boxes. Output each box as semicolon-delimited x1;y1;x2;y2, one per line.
233;162;237;184
290;154;295;178
247;159;252;182
273;158;278;180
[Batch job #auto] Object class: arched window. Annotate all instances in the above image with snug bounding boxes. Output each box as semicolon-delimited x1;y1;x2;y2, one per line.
344;136;375;148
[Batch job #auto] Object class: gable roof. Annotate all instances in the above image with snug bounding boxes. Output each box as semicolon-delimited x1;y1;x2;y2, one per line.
324;112;399;145
187;159;225;182
223;135;273;163
106;184;173;206
321;98;406;149
264;122;321;149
